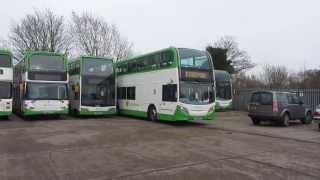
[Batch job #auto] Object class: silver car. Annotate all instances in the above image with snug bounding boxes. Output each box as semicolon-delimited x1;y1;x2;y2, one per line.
248;91;313;126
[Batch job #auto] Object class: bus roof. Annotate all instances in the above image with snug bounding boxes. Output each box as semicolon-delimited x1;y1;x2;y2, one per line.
69;55;114;64
0;49;12;56
23;51;66;57
117;47;176;64
117;47;210;64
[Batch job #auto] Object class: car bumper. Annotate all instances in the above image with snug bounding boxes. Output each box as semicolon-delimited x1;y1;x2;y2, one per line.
313;116;320;122
248;113;281;121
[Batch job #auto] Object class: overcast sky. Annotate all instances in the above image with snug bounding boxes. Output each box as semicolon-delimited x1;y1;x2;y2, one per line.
0;0;319;73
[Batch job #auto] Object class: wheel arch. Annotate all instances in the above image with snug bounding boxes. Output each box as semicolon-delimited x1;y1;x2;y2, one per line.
280;110;291;119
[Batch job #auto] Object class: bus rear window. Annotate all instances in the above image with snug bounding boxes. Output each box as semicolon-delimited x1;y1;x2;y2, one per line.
0;54;11;67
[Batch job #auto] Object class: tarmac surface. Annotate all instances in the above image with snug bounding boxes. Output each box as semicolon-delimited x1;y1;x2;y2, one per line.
0;111;319;180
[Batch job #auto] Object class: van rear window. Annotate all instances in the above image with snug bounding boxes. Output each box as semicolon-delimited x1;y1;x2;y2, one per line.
251;92;273;105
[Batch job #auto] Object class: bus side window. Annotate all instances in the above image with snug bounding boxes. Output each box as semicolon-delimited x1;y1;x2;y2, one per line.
162;84;177;102
128;62;136;73
160;51;173;68
127;87;136;100
117;87;127;100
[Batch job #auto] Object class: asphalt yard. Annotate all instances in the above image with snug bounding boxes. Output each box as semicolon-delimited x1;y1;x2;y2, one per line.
0;111;319;180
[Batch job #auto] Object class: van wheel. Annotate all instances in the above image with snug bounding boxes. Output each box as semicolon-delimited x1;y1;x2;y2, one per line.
280;113;290;127
301;112;312;124
147;106;158;122
251;118;260;125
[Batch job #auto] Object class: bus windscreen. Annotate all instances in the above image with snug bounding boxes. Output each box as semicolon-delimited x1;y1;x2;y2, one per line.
83;59;113;76
0;82;12;98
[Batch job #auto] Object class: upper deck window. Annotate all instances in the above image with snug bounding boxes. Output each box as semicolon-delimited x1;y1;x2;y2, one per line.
179;48;211;70
30;55;65;71
83;58;113;76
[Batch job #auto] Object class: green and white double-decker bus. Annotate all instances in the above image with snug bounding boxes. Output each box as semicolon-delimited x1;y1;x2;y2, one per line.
116;47;216;121
68;56;116;116
13;51;69;116
0;50;13;118
215;70;232;111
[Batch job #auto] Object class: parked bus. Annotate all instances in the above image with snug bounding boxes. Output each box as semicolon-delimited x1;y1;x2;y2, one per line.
116;47;216;121
13;51;68;116
215;70;232;111
68;56;116;115
0;50;13;118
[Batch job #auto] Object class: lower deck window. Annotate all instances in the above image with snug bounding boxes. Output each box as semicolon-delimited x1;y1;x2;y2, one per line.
117;86;135;100
162;84;177;102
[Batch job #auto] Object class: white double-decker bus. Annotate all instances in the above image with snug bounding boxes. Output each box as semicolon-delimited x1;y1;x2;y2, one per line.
13;51;69;116
68;56;116;116
0;50;13;118
116;47;216;121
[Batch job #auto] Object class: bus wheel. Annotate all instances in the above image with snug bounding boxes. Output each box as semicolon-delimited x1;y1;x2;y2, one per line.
148;106;158;122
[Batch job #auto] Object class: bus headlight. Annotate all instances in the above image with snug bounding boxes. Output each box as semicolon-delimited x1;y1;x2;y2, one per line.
180;106;189;114
208;106;214;112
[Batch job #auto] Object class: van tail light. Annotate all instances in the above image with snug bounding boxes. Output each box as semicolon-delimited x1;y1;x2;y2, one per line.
273;100;279;112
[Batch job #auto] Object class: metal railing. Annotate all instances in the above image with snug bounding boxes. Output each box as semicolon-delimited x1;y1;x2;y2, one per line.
233;89;320;111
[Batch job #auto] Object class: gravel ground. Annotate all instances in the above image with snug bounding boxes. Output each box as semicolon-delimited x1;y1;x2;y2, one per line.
0;112;319;180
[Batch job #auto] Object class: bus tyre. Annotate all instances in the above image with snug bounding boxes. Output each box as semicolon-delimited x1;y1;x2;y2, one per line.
301;112;312;124
280;113;290;127
148;106;158;122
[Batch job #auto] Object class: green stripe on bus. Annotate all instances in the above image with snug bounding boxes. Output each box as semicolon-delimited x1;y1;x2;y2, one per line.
0;111;11;117
119;106;215;121
23;108;68;116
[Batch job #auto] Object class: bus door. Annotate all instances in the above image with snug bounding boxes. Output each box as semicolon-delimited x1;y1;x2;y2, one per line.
159;84;178;115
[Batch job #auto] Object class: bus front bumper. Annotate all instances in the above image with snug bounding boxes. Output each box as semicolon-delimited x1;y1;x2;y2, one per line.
215;101;233;111
158;105;215;121
23;108;69;116
79;106;116;116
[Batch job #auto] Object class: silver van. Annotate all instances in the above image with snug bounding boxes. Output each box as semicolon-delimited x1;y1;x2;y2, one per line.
248;91;313;126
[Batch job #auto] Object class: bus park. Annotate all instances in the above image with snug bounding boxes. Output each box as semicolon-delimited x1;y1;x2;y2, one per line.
0;48;320;179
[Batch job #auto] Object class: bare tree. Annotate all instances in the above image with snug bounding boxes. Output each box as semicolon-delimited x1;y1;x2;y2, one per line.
232;72;264;89
0;38;9;49
9;9;71;59
212;36;255;74
70;12;133;60
262;64;289;88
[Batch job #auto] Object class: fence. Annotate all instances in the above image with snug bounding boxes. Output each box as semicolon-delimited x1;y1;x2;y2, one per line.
233;89;320;111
